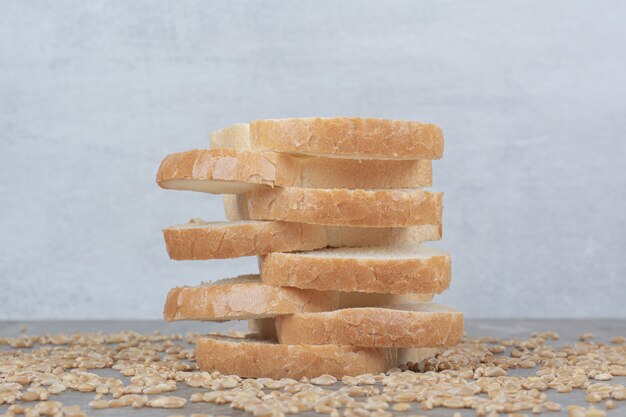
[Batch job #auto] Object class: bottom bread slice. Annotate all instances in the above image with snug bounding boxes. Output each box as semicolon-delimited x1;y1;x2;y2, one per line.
275;303;464;348
195;334;391;378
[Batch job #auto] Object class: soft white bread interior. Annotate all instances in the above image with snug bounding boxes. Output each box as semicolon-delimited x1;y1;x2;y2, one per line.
398;348;439;368
275;303;463;348
163;219;326;260
164;275;339;322
159;179;257;194
195;333;392;379
210;123;252;150
260;245;451;295
211;118;444;160
336;292;434;308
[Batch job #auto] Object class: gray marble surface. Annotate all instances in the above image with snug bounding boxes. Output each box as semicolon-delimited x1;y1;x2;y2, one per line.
1;319;624;416
2;1;626;320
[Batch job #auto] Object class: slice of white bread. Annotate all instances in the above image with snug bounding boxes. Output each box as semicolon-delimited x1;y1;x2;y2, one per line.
163;275;339;322
247;320;439;371
166;217;442;260
260;245;451;295
156;149;297;194
247;292;435;340
163;219;326;260
239;187;443;227
196;334;392;378
157;149;433;192
275;303;463;348
164;274;438;325
211;118;444;160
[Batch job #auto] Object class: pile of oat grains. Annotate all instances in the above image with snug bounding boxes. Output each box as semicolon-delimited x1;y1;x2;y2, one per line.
1;330;625;417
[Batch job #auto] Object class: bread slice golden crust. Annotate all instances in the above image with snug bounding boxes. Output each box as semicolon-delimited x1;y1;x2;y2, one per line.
196;334;391;378
245;187;443;227
163;219;326;260
163;275;339;322
247;292;435;341
260;245;451;295
248;118;444;160
223;195;443;244
275;303;463;348
156;149;297;193
245;320;439;368
158;149;432;191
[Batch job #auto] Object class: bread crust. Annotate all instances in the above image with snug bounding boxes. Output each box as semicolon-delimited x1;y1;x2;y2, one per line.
245;187;443;227
260;246;451;294
249;118;444;160
294;156;432;189
246;292;435;340
196;334;391;378
223;195;443;243
245;320;439;367
158;149;432;192
163;220;327;260
164;275;339;322
324;224;443;246
156;149;297;191
275;303;463;348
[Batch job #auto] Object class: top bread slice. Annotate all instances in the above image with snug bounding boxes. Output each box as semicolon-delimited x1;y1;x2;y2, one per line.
157;149;432;193
211;118;444;160
275;303;463;348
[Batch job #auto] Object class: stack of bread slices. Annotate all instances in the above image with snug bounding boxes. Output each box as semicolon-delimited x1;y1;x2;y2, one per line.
157;117;463;379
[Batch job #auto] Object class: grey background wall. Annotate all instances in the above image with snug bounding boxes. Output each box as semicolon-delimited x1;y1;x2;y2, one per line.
1;0;625;319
